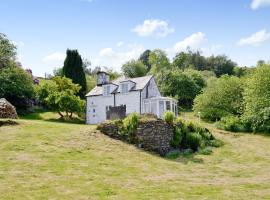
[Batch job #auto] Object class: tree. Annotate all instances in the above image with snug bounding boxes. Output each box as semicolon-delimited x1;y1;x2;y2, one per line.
37;76;85;118
0;62;35;109
206;55;236;77
172;50;207;71
149;49;171;86
193;75;244;121
62;49;87;98
121;59;147;78
243;65;270;132
139;50;151;72
0;33;17;68
161;69;203;108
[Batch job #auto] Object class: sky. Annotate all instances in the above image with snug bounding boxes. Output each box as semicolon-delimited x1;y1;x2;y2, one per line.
0;0;270;77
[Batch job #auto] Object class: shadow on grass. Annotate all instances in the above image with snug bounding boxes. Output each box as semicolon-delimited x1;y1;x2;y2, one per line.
20;109;85;125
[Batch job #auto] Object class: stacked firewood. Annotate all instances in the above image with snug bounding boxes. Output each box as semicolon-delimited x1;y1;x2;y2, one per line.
0;98;18;119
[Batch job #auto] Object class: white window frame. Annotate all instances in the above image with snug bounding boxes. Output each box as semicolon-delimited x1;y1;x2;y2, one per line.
103;85;111;96
121;83;129;94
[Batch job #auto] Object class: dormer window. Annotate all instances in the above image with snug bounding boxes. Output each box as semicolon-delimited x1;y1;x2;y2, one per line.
121;83;129;93
103;85;111;96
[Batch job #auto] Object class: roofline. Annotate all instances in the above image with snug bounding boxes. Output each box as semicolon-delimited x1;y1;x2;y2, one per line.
97;71;109;75
140;75;154;91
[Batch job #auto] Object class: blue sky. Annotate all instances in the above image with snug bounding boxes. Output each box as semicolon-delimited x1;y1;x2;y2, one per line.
1;0;270;76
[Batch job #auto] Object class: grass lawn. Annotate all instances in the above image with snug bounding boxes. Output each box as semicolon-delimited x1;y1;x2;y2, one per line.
1;112;270;199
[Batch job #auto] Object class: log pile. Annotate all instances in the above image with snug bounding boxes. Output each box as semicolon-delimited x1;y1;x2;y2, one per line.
0;98;18;119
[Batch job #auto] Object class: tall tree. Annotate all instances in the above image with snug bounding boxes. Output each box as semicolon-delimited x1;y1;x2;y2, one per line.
122;60;147;78
62;49;86;98
0;33;17;68
149;49;171;86
139;50;151;72
206;55;236;77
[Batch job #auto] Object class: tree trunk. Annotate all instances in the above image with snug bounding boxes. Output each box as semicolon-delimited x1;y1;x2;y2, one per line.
69;112;73;118
58;111;64;118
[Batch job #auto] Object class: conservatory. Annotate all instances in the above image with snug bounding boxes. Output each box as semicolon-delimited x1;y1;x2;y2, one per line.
143;96;178;118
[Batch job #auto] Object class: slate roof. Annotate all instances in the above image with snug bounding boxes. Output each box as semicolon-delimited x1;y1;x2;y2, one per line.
86;75;153;97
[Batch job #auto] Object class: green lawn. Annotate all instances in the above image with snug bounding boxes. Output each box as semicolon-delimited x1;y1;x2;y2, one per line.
1;112;270;199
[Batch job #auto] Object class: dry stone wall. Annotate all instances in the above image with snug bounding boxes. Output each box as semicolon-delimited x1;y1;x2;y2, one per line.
97;119;174;156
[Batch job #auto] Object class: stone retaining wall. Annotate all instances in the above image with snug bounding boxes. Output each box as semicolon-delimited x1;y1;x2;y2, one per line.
136;119;174;155
97;119;174;156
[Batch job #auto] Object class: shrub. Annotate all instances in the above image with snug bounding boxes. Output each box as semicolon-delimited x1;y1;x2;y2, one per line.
171;127;183;148
122;113;139;142
215;116;245;132
193;75;244;121
186;132;202;151
163;111;175;125
243;65;270;133
199;147;213;155
206;139;224;147
165;150;181;159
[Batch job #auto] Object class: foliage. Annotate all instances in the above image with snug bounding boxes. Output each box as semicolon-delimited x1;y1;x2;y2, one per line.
163;111;175;125
0;63;35;109
186;132;202;151
206;55;236;77
62;49;87;98
162;69;204;108
122;113;139;142
193;75;244;121
173;50;207;71
170;127;182;148
149;49;171;86
86;74;96;92
243;65;270;132
121;59;147;78
37;76;85;118
0;33;17;68
215;116;246;132
139;49;151;72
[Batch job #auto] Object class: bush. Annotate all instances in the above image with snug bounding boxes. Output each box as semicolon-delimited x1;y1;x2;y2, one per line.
0;64;35;110
171;127;182;148
122;113;139;142
215;116;246;132
165;150;181;159
193;75;244;121
206;139;224;148
163;111;175;125
199;147;213;155
186;132;202;151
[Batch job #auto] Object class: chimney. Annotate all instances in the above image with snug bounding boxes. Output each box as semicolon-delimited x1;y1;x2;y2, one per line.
97;71;110;86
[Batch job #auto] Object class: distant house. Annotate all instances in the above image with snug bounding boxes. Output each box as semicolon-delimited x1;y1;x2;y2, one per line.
86;71;177;124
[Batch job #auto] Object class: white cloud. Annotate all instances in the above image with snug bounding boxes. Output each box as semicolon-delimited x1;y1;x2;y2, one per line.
251;0;270;9
97;43;145;70
132;19;174;37
116;41;124;47
42;52;65;62
237;29;270;46
171;32;206;53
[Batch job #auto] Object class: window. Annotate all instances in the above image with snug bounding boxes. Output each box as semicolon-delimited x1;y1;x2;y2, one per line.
103;85;110;96
93;109;95;113
166;101;171;110
121;83;129;93
159;101;164;117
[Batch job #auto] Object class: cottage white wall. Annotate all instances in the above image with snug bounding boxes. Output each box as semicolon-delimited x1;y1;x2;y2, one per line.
141;77;161;113
86;95;114;124
115;91;141;114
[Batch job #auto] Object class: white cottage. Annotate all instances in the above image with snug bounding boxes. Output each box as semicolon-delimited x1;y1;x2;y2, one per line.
86;71;177;124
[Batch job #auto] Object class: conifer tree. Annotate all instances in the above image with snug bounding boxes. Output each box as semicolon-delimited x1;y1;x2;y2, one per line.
62;49;86;98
